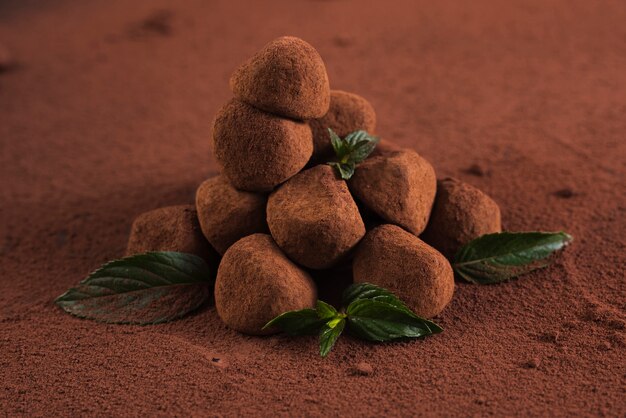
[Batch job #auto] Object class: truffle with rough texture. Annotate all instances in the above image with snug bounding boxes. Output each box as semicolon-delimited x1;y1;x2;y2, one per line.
195;175;267;255
215;234;317;335
126;205;215;261
267;165;365;269
353;224;454;318
369;138;402;158
421;177;502;258
212;99;313;192
230;36;330;120
309;90;376;162
349;149;436;235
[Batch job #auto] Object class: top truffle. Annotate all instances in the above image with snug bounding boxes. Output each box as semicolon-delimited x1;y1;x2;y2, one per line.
229;36;331;120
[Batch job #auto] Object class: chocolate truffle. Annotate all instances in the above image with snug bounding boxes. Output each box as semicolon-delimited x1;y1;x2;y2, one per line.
421;177;502;259
369;138;402;158
309;90;376;162
212;99;313;192
195;175;268;255
267;165;366;269
349;149;436;235
230;36;330;120
215;234;317;335
353;224;454;318
126;205;215;261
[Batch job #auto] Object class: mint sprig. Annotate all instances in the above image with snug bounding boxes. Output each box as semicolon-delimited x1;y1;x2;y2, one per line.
55;251;213;324
264;283;441;357
452;231;573;284
327;129;379;180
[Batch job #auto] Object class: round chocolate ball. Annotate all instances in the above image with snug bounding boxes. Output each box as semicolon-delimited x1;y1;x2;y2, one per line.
126;205;215;261
421;177;502;259
349;149;437;235
230;36;330;120
353;224;454;318
267;164;366;269
212;99;313;192
195;175;268;255
215;234;317;335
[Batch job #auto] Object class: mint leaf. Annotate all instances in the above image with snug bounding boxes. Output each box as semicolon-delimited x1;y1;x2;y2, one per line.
319;318;345;357
453;231;573;284
329;162;355;180
346;299;441;341
266;284;441;357
55;251;212;324
316;300;338;319
327;129;379;179
263;308;326;335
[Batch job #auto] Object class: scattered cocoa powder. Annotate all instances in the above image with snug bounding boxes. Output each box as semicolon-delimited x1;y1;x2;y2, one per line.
1;1;624;416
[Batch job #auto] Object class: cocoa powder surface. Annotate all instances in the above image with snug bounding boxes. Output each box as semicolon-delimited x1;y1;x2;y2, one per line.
1;0;625;416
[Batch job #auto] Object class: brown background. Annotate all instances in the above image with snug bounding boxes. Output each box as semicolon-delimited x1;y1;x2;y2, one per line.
1;0;624;416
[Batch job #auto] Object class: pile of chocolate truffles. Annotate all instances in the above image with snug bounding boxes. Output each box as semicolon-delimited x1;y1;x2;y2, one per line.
126;36;502;335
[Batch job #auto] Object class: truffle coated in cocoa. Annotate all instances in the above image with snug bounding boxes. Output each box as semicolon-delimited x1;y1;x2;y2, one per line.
421;177;502;259
214;234;317;335
267;165;366;269
369;138;402;158
353;224;454;318
212;99;313;192
230;36;330;120
349;149;436;235
309;90;376;162
195;175;268;255
126;205;216;262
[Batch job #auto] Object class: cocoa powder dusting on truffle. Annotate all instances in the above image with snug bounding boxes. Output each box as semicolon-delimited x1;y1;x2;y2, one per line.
212;99;313;191
2;1;624;416
195;175;268;255
267;165;365;269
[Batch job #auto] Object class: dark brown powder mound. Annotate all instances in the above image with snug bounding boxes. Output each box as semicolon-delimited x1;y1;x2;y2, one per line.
214;234;317;335
267;165;365;269
349;149;437;235
195;175;268;255
230;36;330;120
125;205;216;261
421;177;502;259
212;99;313;192
309;90;376;162
353;224;455;318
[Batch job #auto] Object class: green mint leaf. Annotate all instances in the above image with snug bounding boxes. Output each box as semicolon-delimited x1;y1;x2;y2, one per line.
319;318;345;357
346;299;442;342
328;162;356;180
342;282;421;319
328;128;345;158
453;231;573;284
316;300;338;320
327;130;379;179
344;134;379;164
263;308;327;335
55;251;212;325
